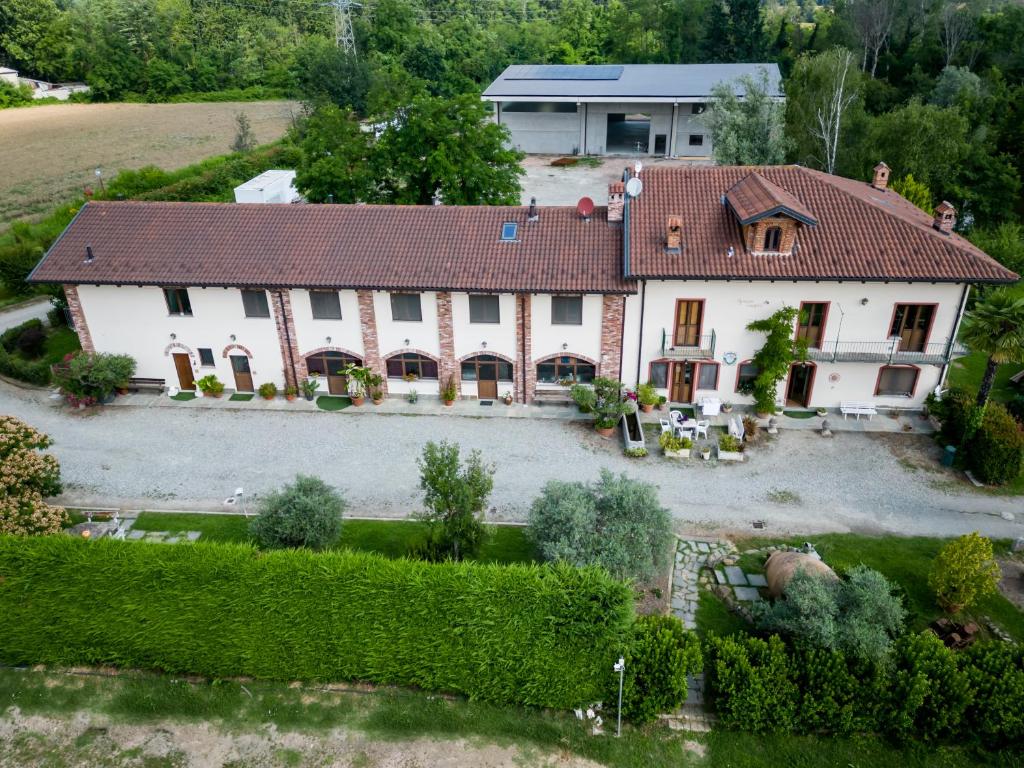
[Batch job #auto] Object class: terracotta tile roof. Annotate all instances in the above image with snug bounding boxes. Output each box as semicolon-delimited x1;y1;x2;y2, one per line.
724;172;817;226
30;201;634;294
627;166;1019;283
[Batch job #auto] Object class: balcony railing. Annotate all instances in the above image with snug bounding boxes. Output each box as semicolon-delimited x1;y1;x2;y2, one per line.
660;328;716;359
806;338;967;365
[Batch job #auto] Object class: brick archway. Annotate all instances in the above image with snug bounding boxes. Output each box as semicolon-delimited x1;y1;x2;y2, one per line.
163;342;197;365
456;349;516;365
533;351;599;366
222;343;254;359
382;347;441;363
302;345;363;362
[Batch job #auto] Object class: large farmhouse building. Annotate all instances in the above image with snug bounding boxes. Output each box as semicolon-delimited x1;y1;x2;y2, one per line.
30;164;1017;410
482;63;783;157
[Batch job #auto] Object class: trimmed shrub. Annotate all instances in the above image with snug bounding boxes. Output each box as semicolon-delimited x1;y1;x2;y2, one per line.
933;387;973;446
0;536;634;709
791;647;884;736
618;615;701;724
967;403;1024;485
888;632;973;742
0;346;51;385
961;642;1024;748
704;634;798;733
249;475;345;550
15;325;46;358
528;470;672;582
46;306;68;328
0;416;65;535
0;318;43;353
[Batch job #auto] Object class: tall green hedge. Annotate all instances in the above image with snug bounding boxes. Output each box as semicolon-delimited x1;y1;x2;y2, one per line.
705;631;1024;748
0;536;633;709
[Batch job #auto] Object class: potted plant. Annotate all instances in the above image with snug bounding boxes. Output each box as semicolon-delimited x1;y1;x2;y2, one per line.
656;395;667;410
196;374;224;398
718;434;745;462
300;377;319;401
407;388;418;404
348;377;366;406
591;377;630;438
815;406;827;417
700;445;712;461
371;388;385;405
659;432;692;458
441;376;457;406
637;382;659;413
502;390;513;405
595;415;618;438
285;385;298;402
624;447;648;458
403;371;419;382
570;383;596;413
722;401;734;414
258;382;277;401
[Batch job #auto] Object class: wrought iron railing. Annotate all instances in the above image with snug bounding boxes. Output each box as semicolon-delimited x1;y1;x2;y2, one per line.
806;338;967;365
660;328;716;359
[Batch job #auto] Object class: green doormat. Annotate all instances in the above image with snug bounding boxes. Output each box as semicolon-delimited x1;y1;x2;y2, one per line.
316;395;352;411
229;393;254;401
170;392;196;401
783;410;817;419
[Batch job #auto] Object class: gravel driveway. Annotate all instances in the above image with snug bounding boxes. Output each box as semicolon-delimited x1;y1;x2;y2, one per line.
2;382;1021;538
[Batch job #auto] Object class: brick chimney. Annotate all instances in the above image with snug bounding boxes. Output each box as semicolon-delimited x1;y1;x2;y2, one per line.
607;182;624;223
933;200;956;234
871;162;890;190
666;216;682;251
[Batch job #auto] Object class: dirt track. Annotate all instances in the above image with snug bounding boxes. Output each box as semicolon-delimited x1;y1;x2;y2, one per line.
0;100;298;227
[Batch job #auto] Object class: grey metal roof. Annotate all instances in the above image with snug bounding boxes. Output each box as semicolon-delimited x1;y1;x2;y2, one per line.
483;63;783;101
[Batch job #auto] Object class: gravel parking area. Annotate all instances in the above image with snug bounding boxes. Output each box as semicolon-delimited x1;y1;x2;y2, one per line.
2;382;1020;538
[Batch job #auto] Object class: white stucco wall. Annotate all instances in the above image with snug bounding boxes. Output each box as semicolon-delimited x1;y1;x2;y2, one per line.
531;294;604;366
289;289;364;360
75;285;285;390
624;280;966;408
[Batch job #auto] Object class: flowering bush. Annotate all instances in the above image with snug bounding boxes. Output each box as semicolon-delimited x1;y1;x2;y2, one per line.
0;416;65;535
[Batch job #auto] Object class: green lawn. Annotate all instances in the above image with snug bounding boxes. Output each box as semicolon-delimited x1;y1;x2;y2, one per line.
695;588;750;638
947;280;1024;402
40;325;81;365
0;667;1014;768
130;512;537;563
728;534;1024;642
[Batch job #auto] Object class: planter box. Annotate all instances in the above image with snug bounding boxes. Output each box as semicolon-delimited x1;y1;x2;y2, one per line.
718;449;745;462
620;411;645;451
664;448;691;459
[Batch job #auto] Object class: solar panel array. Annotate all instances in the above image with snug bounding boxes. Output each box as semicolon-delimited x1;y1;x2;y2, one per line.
505;65;624;81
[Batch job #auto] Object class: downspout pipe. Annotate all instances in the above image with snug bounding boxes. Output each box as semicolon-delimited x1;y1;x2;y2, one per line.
938;283;971;391
635;280;647;386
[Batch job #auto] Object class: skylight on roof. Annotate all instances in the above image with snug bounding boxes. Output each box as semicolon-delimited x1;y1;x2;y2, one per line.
500;222;518;241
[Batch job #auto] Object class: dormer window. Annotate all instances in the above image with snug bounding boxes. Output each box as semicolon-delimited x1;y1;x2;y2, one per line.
723;172;817;257
764;226;782;252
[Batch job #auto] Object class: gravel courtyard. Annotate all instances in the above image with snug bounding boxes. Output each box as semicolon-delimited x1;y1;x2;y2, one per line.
2;382;1020;538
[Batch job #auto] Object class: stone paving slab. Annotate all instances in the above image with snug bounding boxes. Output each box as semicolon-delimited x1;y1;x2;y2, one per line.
747;573;768;587
127;530;145;540
186;531;202;541
714;569;726;584
724;566;747;585
733;586;762;602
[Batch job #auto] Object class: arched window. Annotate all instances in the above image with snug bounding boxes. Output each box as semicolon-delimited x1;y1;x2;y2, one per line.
536;356;596;385
764;226;782;251
386;352;438;380
461;354;513;382
305;351;360;376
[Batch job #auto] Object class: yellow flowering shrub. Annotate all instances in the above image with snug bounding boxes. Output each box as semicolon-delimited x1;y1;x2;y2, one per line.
0;416;65;535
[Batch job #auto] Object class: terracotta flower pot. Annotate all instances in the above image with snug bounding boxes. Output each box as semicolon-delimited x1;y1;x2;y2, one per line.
373;398;384;405
286;395;296;402
352;395;365;406
640;403;654;413
116;387;129;395
503;397;513;406
596;425;615;438
262;395;274;401
444;399;455;407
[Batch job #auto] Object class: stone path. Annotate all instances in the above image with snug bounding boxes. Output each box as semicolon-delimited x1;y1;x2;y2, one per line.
67;513;202;544
670;538;735;629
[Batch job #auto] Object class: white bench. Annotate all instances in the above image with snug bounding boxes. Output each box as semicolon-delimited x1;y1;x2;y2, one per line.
840;401;877;420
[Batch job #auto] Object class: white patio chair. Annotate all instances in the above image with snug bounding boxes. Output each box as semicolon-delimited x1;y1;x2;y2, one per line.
659;418;672;435
728;416;745;441
669;410;685;431
694;420;710;440
678;428;695;441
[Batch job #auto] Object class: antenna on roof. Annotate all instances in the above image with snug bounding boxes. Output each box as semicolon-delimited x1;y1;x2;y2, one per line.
576;197;594;222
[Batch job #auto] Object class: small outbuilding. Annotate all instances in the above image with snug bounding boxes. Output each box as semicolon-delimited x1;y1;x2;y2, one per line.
0;67;19;87
764;551;839;598
482;63;783;158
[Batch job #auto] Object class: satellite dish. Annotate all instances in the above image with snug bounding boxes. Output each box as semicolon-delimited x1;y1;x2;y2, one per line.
576;197;595;218
625;177;643;198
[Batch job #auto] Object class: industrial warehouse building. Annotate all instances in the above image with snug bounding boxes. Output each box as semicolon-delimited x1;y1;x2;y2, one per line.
482;63;783;157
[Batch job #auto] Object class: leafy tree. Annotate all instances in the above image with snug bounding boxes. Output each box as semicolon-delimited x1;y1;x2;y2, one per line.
890;174;932;212
416;440;494;561
754;565;906;663
0;415;65;535
373;94;524;205
293;105;374;204
742;306;808;414
0;0;72;80
528;470;671;582
231;113;255;154
785;47;865;173
249;474;346;550
705;72;790;165
293;37;371;115
959;289;1024;410
929;532;1001;613
931;66;982;108
968;223;1024;277
729;0;767;61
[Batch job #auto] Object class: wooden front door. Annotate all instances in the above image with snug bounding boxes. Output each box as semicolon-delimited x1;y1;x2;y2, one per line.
786;363;815;407
891;304;934;352
477;359;498;400
674;300;703;347
173;353;195;390
670;362;694;403
230;355;254;392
